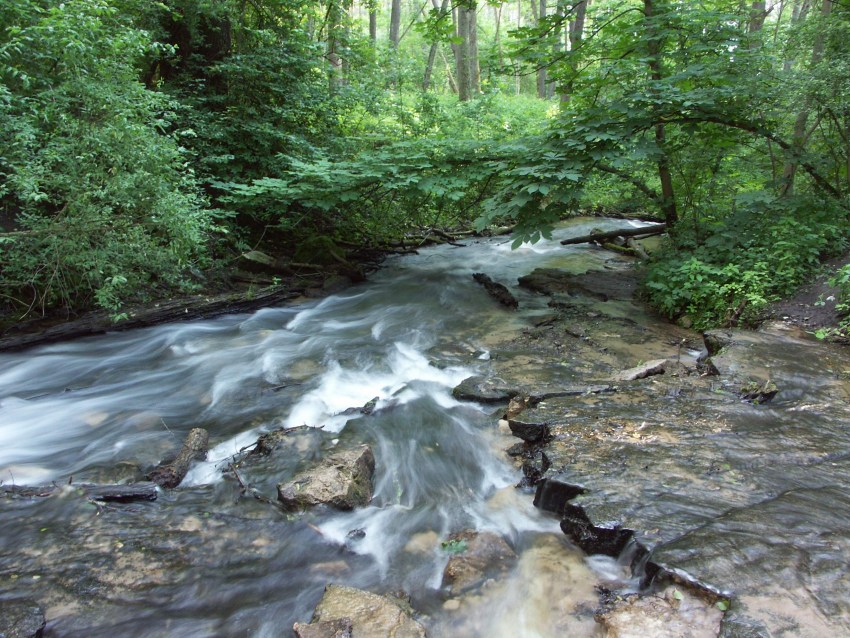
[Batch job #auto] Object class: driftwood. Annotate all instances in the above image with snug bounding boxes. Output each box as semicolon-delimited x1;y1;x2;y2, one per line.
147;428;209;489
472;273;519;309
3;482;158;503
559;223;667;246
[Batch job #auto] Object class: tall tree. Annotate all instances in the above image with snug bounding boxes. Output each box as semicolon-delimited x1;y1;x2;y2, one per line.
389;0;402;46
781;0;832;194
455;1;480;100
536;0;548;98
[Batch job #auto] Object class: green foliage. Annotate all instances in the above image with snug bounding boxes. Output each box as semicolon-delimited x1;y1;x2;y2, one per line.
215;137;502;245
644;196;848;329
441;539;468;554
0;0;211;315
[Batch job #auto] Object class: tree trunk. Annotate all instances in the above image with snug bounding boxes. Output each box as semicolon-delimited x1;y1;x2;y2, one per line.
369;10;377;42
455;3;480;100
494;4;503;67
424;0;451;90
327;0;345;93
438;45;460;93
748;1;767;33
536;0;548;98
468;4;480;94
389;0;401;46
644;0;677;225
561;0;588;104
515;0;522;95
780;0;831;195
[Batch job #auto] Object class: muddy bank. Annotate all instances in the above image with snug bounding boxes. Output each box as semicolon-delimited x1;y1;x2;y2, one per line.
460;259;850;637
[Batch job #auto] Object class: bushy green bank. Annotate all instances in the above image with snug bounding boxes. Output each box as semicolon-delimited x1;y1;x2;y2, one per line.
643;195;848;330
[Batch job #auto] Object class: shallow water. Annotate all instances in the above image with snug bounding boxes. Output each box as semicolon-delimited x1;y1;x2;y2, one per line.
0;219;646;636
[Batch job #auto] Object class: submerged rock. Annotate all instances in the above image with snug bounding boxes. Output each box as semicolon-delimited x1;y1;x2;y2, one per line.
441;530;517;594
277;445;375;511
472;273;519;309
739;379;778;404
293;617;353;638
596;585;724;638
0;599;46;638
297;584;426;638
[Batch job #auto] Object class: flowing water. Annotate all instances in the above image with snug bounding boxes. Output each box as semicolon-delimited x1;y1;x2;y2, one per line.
5;219;850;637
0;219;641;637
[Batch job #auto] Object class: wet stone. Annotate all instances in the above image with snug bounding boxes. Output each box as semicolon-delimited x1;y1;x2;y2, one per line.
0;599;46;638
277;445;375;511
738;379;778;404
452;375;517;403
612;359;667;382
517;268;610;301
301;585;426;638
293;617;353;638
441;530;518;594
560;503;634;556
533;478;586;515
508;419;551;443
595;585;724;638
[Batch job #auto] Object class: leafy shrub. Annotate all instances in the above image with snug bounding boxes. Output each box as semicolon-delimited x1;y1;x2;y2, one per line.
643;195;848;329
0;0;211;316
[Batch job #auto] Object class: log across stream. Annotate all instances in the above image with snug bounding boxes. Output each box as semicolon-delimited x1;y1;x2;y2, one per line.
1;218;849;637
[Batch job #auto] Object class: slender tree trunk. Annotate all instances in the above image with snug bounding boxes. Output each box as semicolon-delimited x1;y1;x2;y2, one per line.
781;0;831;195
784;0;812;71
494;4;503;67
515;0;522;94
327;0;345;93
468;4;480;95
454;4;480;100
424;0;451;90
369;10;377;42
547;0;565;98
748;1;767;33
644;0;677;225
438;45;459;93
389;0;401;46
561;0;588;103
536;0;548;98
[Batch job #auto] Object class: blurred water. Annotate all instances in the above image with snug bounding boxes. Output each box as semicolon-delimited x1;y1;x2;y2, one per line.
0;219;643;636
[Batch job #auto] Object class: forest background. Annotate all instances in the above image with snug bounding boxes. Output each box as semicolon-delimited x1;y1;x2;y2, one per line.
1;0;849;332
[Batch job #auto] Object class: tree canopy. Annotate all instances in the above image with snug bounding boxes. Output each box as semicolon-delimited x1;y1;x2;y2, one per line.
1;0;848;329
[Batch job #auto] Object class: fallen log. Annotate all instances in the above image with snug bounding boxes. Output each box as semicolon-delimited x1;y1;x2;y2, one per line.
559;223;667;246
147;428;209;489
0;286;301;353
472;273;519;309
4;482;158;503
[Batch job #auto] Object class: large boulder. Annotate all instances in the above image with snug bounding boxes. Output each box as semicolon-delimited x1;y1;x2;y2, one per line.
295;585;426;638
277;445;375;511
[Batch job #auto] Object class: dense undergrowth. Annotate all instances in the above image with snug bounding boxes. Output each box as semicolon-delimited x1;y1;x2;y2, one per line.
1;0;849;335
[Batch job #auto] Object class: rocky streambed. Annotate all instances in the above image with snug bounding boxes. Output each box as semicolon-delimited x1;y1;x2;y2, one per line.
2;221;849;637
458;264;850;637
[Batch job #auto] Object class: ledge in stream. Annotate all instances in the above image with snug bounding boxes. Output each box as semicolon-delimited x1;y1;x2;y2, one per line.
533;478;732;603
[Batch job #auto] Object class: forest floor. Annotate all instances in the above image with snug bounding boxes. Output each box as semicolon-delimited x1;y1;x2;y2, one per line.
764;253;849;336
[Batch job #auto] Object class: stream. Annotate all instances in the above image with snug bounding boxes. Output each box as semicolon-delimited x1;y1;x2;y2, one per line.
2;218;850;637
